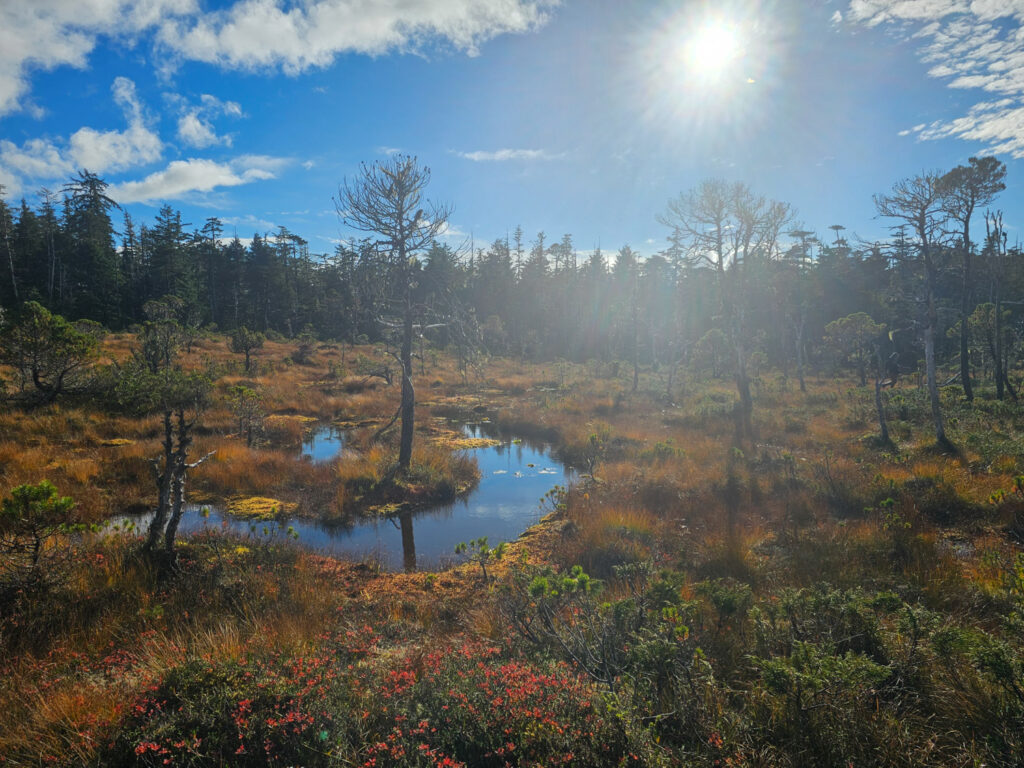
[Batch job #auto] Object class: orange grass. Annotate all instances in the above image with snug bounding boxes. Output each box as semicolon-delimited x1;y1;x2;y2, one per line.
3;336;1024;766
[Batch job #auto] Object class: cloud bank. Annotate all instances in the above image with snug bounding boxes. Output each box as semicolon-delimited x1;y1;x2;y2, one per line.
0;0;558;118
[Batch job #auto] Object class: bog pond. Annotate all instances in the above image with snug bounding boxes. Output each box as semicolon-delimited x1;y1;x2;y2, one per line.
113;423;572;572
300;423;349;463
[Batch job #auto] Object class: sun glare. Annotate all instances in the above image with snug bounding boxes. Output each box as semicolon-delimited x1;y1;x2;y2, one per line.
686;21;742;81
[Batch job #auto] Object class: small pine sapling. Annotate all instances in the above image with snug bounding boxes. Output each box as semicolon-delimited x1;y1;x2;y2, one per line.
455;536;506;582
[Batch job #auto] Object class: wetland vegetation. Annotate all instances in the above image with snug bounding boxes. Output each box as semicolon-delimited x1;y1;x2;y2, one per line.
1;158;1024;766
3;332;1024;767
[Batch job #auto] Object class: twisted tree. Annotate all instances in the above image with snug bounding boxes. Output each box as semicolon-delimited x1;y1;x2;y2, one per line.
875;173;953;449
336;155;451;470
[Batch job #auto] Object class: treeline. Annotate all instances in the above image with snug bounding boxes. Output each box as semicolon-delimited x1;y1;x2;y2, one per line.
1;163;1022;397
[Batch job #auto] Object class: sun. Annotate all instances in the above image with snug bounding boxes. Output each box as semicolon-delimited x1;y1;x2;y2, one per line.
685;21;742;81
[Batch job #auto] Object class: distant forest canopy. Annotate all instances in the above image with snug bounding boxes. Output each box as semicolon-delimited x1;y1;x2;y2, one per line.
0;163;1021;386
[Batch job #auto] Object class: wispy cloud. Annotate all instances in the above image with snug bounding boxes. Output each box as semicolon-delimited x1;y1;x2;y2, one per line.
452;148;561;162
108;155;287;204
847;1;1024;156
436;221;469;239
172;92;243;148
220;213;280;232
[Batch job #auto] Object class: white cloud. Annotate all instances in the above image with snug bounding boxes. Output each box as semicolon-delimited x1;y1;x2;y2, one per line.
201;93;242;116
1;1;555;120
220;213;279;232
108;155;287;203
174;92;243;148
915;100;1024;156
68;77;162;172
849;1;968;27
0;76;160;192
217;236;255;247
0;137;74;181
0;1;559;197
0;0;197;117
25;103;47;120
177;112;221;148
437;222;468;239
453;148;560;161
0;165;22;196
156;0;558;73
831;10;843;24
848;1;1024;155
233;153;290;174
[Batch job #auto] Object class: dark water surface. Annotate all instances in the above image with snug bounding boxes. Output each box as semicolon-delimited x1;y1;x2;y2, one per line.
112;423;571;571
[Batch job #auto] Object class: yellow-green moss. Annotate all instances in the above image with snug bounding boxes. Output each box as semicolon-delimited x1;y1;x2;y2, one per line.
226;496;297;520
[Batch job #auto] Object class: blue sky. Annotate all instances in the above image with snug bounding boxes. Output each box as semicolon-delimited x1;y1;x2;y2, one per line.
2;0;1024;256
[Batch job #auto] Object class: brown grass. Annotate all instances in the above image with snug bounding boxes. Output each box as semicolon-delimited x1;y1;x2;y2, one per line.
3;335;1024;766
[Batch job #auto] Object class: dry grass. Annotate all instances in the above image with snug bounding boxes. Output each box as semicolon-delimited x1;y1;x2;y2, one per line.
3;335;1024;766
0;529;372;764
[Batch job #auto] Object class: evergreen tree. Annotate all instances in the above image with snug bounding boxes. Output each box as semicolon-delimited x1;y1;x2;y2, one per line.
63;171;121;326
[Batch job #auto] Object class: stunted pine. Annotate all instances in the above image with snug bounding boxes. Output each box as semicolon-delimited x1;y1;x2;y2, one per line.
335;155;451;470
875;172;952;449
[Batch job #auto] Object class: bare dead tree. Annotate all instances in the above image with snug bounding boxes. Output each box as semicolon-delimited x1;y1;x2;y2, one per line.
938;157;1006;402
875;172;954;450
336;156;452;470
983;211;1018;401
659;180;793;439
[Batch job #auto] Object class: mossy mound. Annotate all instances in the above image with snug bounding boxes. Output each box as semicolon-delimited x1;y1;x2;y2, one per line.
265;414;318;426
226;496;297;520
441;436;501;450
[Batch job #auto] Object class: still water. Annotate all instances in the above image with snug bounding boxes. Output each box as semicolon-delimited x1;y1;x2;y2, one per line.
113;424;571;572
300;424;348;462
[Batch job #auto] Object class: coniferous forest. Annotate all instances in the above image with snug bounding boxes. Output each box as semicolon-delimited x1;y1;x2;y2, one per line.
2;161;1021;392
2;152;1024;767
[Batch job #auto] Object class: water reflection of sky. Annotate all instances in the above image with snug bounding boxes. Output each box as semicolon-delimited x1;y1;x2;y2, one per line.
300;424;348;463
113;422;571;572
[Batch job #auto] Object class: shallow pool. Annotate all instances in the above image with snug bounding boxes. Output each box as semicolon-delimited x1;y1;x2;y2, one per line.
300;423;349;462
113;423;571;572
